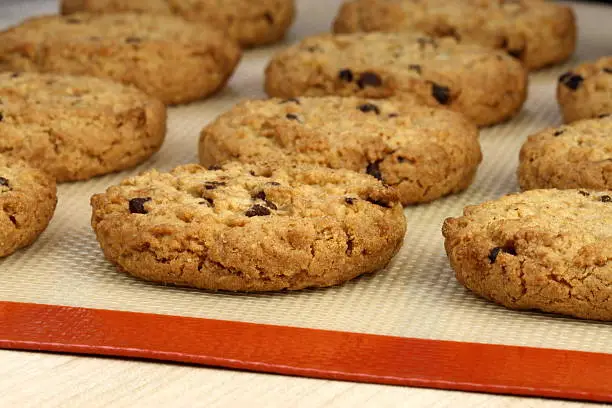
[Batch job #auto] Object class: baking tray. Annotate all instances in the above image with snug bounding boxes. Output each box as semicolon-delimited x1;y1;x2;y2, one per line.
1;0;612;402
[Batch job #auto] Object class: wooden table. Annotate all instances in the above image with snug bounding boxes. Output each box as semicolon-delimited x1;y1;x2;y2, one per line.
0;349;595;407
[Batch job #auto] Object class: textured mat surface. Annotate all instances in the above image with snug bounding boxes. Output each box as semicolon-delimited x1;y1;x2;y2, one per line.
1;0;611;353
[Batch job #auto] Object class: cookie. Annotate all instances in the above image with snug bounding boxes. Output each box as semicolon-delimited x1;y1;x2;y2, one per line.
0;72;166;182
557;57;612;123
333;0;576;71
0;156;57;258
0;13;241;104
264;32;528;126
518;116;612;191
442;189;612;321
199;96;482;205
90;162;407;291
61;0;295;48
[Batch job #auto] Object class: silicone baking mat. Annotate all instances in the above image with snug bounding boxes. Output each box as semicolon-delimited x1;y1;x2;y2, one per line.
1;0;612;402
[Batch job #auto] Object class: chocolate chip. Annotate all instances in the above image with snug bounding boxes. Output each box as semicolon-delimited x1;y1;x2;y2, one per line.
204;181;226;190
434;26;460;41
598;113;611;118
417;37;437;49
553;130;564;136
357;72;382;89
0;112;3;122
603;68;612;74
559;72;583;90
601;195;611;203
338;69;354;82
125;36;141;44
10;73;20;78
345;197;355;205
431;83;450;105
408;64;422;74
366;197;391;208
129;197;151;214
346;238;354;256
199;197;214;207
252;191;277;209
0;177;8;187
208;164;223;171
286;113;299;121
366;160;383;181
508;48;524;59
245;204;271;217
280;98;300;104
251;191;265;201
388;113;399;118
397;156;413;163
578;190;590;196
264;12;274;24
358;103;380;114
488;246;517;263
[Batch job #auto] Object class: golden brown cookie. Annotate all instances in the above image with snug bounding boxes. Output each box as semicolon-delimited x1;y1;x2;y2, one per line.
61;0;295;48
0;72;166;182
333;0;576;71
264;32;528;126
90;162;407;292
557;57;612;123
199;96;482;205
518;116;612;191
0;156;57;258
0;13;241;104
443;189;612;321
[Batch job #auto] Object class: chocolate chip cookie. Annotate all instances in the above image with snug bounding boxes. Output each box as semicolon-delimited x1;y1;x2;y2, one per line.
0;72;166;182
264;33;528;126
518;116;612;191
443;189;612;321
61;0;295;48
199;96;482;205
0;13;241;104
91;162;407;291
333;0;576;71
0;156;56;258
557;57;612;123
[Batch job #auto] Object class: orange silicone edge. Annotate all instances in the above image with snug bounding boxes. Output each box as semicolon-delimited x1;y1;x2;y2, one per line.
0;301;611;402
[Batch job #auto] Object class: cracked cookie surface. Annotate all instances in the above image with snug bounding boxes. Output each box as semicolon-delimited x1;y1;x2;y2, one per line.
199;96;482;205
333;0;576;71
264;32;527;126
0;13;241;104
0;155;56;258
518;116;612;191
442;189;612;321
0;72;166;182
61;0;295;48
557;56;612;123
90;162;407;291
